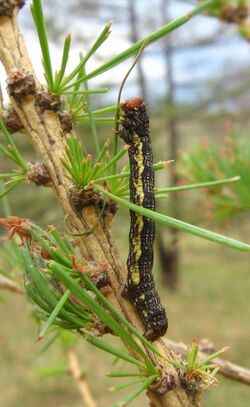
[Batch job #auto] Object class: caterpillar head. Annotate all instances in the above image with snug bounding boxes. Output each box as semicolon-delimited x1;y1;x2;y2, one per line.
119;97;149;143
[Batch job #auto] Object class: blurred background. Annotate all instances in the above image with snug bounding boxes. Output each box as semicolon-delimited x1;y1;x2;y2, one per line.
0;0;250;406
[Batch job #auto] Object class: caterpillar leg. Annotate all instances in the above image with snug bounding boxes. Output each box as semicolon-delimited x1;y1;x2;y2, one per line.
121;283;129;298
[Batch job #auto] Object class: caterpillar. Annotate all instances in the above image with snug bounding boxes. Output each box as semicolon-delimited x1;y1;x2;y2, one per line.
119;97;168;342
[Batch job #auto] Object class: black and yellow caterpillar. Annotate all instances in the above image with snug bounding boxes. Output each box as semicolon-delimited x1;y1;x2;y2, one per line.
119;97;168;342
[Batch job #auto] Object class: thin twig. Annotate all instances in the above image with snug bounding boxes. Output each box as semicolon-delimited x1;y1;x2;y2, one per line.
0;275;23;294
114;37;149;134
67;347;97;407
112;38;148;176
164;338;250;386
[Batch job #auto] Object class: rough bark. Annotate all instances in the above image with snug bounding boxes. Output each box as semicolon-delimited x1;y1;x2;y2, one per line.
0;274;23;294
67;347;97;407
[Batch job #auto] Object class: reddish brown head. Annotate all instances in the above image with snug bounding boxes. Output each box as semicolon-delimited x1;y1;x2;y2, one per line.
121;97;144;110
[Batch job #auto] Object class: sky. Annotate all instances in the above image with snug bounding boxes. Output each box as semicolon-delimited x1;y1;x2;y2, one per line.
1;0;250;105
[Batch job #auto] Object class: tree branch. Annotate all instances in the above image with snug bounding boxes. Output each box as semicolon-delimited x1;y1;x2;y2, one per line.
0;274;23;294
67;347;97;407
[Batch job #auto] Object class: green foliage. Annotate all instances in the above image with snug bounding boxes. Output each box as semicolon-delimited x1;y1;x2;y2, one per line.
74;0;218;84
62;135;170;197
0;120;28;198
11;0;247;259
197;0;250;41
62;136;127;192
3;219;163;403
198;0;247;17
31;0;112;127
179;127;250;223
31;0;217;94
62;133;242;213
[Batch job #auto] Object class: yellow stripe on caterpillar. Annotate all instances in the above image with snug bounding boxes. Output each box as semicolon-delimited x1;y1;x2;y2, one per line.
131;265;140;285
131;214;144;285
132;134;144;204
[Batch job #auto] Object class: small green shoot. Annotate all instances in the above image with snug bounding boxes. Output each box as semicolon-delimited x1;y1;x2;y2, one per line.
58;21;112;93
62;136;129;188
54;34;72;90
31;1;112;99
31;0;54;90
62;134;173;197
38;289;71;340
0;120;28;197
168;341;228;387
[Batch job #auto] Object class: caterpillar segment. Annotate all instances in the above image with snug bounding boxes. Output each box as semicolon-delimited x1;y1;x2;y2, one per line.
119;97;168;342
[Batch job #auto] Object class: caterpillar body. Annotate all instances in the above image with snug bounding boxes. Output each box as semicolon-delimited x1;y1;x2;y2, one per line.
119;97;168;342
